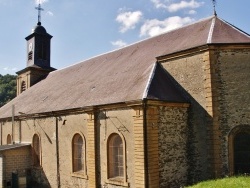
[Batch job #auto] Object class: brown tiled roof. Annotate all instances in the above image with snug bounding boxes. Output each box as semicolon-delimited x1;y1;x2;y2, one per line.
0;16;249;118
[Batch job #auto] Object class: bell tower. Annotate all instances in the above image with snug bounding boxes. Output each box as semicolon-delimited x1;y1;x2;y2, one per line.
25;21;52;68
16;3;56;95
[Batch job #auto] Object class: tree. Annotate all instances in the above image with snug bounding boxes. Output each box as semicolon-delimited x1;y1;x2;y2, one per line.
0;74;17;107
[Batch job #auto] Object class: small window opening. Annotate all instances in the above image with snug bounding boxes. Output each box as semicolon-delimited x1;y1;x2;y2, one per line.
21;81;26;93
7;134;12;144
28;51;33;60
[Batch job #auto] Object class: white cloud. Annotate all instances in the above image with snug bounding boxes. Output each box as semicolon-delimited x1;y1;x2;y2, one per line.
151;0;204;12
188;10;197;14
35;0;49;5
140;16;194;37
151;0;168;9
116;11;143;33
46;11;53;16
167;0;204;12
111;40;127;48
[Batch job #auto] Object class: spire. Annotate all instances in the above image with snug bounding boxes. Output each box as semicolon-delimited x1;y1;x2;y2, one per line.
35;0;44;24
212;0;217;16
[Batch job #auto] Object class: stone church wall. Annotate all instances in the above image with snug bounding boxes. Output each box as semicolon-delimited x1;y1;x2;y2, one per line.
1;122;13;145
1;116;88;187
20;117;58;187
161;52;210;182
57;113;89;188
0;109;136;188
98;108;135;188
157;106;188;188
211;48;250;175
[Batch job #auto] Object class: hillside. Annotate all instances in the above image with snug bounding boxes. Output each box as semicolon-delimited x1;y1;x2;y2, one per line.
0;74;16;107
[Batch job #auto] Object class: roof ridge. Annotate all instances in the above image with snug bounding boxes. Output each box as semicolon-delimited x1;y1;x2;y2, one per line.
207;16;216;43
142;63;157;99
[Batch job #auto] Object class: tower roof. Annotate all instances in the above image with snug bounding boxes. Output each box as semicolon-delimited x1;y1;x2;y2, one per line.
26;22;52;40
32;22;47;35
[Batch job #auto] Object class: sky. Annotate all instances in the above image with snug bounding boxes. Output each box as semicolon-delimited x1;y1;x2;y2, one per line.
0;0;249;75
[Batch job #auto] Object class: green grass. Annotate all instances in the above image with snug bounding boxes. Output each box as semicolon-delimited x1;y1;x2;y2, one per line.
186;176;250;188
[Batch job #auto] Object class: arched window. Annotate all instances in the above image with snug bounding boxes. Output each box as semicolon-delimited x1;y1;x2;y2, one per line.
7;134;12;145
228;125;250;175
234;132;250;174
108;134;124;179
72;133;85;173
32;134;41;166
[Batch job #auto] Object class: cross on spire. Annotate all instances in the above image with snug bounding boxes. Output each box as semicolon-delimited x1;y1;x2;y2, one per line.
212;0;217;16
35;1;44;24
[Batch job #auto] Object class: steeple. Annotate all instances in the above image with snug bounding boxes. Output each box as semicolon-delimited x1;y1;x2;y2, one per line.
25;21;52;68
24;2;53;68
16;2;56;95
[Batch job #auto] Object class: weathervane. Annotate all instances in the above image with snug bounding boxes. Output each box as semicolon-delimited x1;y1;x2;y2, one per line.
212;0;217;16
35;0;44;24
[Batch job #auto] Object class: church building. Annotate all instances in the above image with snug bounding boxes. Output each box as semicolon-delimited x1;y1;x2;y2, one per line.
0;10;249;188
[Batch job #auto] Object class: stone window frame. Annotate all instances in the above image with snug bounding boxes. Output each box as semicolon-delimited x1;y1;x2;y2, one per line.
7;134;12;145
228;125;250;175
71;132;87;179
106;133;128;187
32;133;42;167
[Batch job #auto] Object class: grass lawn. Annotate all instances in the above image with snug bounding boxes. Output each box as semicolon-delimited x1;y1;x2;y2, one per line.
186;176;250;188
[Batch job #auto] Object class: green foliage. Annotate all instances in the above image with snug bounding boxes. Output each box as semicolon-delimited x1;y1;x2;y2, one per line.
0;74;16;107
186;176;250;188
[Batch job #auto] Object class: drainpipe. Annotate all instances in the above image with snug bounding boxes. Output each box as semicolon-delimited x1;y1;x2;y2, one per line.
143;99;149;188
1;122;2;145
12;105;15;144
19;121;21;143
55;116;61;188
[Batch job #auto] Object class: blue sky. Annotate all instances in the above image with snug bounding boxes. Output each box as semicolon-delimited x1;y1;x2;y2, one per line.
0;0;249;75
